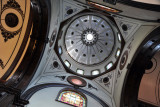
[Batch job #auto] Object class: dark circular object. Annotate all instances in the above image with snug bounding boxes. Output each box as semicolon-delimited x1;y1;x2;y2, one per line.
84;19;87;22
71;32;74;35
92;54;95;57
75;49;78;52
76;24;79;27
71;41;74;44
93;20;97;22
103;77;109;83
145;60;153;70
122;24;128;31
67;76;87;87
100;50;103;53
5;13;19;28
67;9;73;15
83;54;86;57
101;24;105;28
53;61;59;68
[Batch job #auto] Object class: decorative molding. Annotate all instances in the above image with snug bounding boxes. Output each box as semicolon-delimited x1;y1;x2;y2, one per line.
62;0;85;20
95;71;114;94
114;17;140;41
119;50;128;70
2;0;24;17
116;38;134;82
49;28;57;47
55;76;66;81
44;52;66;74
115;70;121;84
49;57;62;70
88;83;98;91
127;38;134;53
0;59;4;69
64;6;78;18
0;0;24;42
0;29;20;42
104;73;113;88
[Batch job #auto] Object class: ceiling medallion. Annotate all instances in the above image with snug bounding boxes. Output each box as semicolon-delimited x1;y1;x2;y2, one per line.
0;0;24;42
67;76;87;87
0;28;20;42
3;0;24;17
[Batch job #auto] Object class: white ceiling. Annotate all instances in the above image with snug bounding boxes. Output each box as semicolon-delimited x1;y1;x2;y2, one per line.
133;0;160;5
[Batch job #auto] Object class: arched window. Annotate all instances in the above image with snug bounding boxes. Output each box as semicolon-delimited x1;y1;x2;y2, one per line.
56;88;87;107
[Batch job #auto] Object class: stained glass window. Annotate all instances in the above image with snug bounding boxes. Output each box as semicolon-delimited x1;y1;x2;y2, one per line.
57;90;87;107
